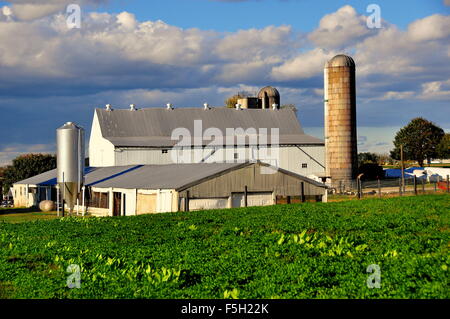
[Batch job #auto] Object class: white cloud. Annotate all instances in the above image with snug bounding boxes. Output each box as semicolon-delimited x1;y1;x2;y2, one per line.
215;25;294;61
408;14;450;42
382;91;416;100
271;48;334;81
4;0;108;21
308;5;376;49
0;143;55;166
419;80;450;99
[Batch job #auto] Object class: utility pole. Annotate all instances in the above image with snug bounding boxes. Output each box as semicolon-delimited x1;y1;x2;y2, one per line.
400;144;405;193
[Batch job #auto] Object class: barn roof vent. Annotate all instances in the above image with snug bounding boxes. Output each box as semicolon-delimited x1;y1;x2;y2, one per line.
166;103;173;110
105;104;112;111
130;104;137;111
203;103;210;110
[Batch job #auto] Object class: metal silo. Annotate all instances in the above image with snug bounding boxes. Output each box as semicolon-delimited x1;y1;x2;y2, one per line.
324;55;358;188
57;122;85;214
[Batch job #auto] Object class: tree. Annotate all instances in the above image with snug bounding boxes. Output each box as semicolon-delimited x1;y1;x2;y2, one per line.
281;104;298;116
358;152;379;166
225;91;250;108
390;118;444;167
2;154;56;195
358;163;385;180
436;133;450;159
357;152;384;180
0;167;5;198
378;153;394;165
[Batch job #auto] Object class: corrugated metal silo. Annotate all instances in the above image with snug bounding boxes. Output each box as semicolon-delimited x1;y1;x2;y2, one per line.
57;122;85;213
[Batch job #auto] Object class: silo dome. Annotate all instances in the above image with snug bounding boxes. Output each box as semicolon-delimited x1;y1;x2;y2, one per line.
258;86;280;109
258;86;280;99
326;54;355;68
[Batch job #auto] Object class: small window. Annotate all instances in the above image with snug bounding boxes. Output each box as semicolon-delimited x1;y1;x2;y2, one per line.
302;163;308;168
162;149;168;154
234;153;239;159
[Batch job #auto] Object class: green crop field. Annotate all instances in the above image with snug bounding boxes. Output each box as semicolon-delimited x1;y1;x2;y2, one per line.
0;194;448;299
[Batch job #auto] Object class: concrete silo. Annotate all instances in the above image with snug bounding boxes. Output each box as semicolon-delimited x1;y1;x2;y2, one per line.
258;86;280;109
324;54;358;188
57;122;85;214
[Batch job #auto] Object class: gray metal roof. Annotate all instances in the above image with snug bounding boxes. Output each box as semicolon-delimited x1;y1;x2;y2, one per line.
15;169;57;186
14;162;327;190
92;163;245;189
14;166;139;187
96;107;324;147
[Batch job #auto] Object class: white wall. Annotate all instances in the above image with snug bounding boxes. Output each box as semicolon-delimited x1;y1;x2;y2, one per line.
279;146;325;176
113;145;325;177
137;189;176;213
89;112;115;167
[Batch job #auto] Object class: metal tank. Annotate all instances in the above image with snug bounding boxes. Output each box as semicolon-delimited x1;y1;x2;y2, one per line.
324;54;358;188
57;122;85;213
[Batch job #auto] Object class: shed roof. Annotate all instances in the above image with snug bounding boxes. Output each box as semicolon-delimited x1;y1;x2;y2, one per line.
14;166;139;187
96;107;324;147
92;163;245;189
14;162;327;190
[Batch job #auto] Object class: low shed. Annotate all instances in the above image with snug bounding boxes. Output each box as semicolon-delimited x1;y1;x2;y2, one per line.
13;162;328;216
84;162;327;216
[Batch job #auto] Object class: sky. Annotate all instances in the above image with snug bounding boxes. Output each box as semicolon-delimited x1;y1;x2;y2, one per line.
0;0;449;165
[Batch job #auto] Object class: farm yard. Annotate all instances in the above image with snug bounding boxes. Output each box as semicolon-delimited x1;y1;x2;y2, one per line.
0;194;448;299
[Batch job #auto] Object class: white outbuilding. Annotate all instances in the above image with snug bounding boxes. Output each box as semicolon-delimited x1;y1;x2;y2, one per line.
13;162;328;216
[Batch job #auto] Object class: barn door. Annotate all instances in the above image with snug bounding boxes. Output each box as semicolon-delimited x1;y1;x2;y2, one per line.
113;192;121;216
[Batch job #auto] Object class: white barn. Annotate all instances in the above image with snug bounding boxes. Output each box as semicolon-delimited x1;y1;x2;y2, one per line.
89;106;326;178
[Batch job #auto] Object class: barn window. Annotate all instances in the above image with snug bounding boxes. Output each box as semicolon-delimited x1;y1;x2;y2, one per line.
162;149;168;154
87;191;109;209
302;163;308;168
234;153;239;159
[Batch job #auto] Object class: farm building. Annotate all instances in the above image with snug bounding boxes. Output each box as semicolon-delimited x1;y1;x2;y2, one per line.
12;161;327;216
89;101;326;178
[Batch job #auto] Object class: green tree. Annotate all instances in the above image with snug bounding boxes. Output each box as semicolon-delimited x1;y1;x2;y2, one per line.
358;163;385;180
390;118;444;167
436;133;450;159
358;152;379;166
2;154;56;195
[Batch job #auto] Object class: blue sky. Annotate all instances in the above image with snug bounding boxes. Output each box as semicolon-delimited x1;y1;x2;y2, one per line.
0;0;449;165
92;0;447;32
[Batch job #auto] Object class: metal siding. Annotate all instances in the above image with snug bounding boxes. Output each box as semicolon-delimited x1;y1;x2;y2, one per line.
182;164;325;198
232;192;273;208
279;146;325;176
189;198;228;211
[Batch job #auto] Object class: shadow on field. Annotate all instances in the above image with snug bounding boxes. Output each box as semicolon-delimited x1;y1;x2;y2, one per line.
0;207;39;216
